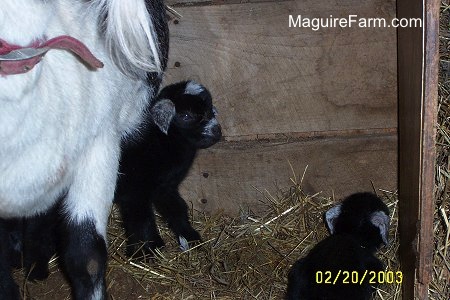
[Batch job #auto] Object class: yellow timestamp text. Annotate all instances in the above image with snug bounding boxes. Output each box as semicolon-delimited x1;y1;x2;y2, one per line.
315;270;403;285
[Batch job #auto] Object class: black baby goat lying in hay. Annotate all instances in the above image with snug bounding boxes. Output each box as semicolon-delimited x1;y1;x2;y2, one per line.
115;80;222;256
0;0;169;299
286;193;390;300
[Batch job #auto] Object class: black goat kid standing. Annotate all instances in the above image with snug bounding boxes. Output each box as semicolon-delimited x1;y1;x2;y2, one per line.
116;80;222;256
286;192;390;300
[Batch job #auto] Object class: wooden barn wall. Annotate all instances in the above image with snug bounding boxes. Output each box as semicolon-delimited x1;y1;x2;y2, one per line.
397;0;440;298
164;0;398;213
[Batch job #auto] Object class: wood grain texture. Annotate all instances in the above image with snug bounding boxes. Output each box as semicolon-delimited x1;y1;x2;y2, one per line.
164;0;397;139
397;0;422;295
418;0;440;297
179;134;397;214
397;0;439;299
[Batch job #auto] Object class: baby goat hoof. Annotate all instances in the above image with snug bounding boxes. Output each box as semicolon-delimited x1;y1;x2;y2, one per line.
127;237;165;259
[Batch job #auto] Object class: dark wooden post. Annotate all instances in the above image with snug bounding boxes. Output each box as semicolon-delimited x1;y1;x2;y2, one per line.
397;0;439;298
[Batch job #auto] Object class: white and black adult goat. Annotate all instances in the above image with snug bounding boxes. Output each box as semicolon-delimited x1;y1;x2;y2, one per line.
0;1;169;299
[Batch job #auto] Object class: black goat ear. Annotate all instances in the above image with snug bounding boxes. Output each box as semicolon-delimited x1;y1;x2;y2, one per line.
325;203;342;234
150;99;176;134
370;211;390;245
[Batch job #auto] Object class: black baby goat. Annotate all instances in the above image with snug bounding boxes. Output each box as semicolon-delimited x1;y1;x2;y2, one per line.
115;80;222;256
286;192;390;300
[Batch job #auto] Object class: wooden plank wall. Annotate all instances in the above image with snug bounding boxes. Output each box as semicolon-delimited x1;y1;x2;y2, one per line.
164;0;398;214
397;0;440;298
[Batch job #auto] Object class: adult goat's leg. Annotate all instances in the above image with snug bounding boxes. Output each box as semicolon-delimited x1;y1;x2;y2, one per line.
0;218;20;300
60;133;120;300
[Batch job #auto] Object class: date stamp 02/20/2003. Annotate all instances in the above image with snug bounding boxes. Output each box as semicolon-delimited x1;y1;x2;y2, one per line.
315;270;403;285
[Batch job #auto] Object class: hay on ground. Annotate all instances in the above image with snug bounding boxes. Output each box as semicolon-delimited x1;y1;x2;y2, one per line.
106;174;402;300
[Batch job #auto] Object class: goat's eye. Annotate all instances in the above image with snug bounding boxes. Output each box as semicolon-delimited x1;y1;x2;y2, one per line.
180;112;195;122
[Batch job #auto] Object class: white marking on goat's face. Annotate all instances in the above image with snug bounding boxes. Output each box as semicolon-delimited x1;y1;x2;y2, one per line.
202;117;219;136
184;81;204;96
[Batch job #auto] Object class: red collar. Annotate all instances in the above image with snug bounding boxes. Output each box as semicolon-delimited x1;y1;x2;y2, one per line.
0;35;104;76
